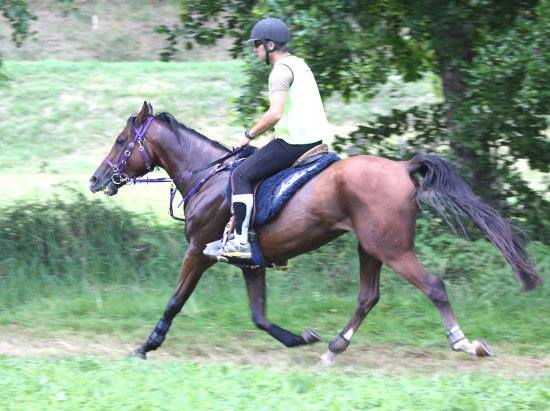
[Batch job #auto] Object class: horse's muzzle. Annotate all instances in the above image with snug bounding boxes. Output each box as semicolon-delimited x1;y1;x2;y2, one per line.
89;175;119;196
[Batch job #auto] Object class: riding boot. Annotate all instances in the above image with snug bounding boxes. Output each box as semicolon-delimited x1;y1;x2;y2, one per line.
222;194;253;258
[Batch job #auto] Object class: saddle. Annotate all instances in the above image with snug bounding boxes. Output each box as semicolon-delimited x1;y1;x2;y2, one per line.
204;144;340;269
291;143;328;167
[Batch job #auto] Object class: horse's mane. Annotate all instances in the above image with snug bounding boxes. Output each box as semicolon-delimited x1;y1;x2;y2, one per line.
128;112;230;152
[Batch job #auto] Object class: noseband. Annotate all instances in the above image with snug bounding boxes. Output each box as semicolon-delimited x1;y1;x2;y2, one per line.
106;116;154;184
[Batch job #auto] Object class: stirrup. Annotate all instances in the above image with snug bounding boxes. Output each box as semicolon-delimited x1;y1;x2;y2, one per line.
221;239;252;259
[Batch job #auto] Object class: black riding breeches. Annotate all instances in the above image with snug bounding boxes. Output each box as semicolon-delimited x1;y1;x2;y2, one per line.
232;139;321;195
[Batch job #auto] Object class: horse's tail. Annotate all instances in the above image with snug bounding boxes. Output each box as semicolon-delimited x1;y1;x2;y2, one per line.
408;153;542;291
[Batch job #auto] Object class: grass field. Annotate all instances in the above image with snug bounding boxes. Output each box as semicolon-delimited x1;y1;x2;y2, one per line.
1;356;547;410
1;60;548;410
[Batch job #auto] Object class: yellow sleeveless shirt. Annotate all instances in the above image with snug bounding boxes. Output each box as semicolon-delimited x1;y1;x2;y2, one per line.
269;56;331;144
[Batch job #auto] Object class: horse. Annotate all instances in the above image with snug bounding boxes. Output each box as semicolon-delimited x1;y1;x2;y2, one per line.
89;102;541;365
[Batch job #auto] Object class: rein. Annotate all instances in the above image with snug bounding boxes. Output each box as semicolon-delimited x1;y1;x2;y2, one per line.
190;147;242;175
130;161;234;222
107;118;242;221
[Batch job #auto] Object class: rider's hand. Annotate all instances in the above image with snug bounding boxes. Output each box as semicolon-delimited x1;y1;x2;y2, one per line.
238;136;252;148
238;130;253;148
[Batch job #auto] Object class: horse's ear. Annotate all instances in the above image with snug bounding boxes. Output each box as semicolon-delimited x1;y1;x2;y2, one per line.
135;101;151;126
147;102;153;115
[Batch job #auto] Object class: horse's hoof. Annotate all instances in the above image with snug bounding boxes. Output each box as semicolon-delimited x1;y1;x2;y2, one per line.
128;349;147;360
473;339;495;357
302;328;323;344
318;350;336;367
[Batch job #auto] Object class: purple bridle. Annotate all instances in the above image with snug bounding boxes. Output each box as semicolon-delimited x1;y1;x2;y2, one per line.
106;116;155;185
104;115;242;221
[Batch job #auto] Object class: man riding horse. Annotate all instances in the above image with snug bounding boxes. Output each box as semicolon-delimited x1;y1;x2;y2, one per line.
219;17;331;259
89;16;541;364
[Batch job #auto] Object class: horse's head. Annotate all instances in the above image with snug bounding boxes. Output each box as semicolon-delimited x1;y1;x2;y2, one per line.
89;101;157;196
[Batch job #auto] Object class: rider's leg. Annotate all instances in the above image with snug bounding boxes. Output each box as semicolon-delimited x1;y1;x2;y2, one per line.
231;193;254;245
223;139;319;258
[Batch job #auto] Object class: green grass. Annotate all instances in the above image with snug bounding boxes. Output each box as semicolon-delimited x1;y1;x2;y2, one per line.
1;196;548;353
0;60;246;174
1;8;548;408
0;60;436;171
0;356;547;410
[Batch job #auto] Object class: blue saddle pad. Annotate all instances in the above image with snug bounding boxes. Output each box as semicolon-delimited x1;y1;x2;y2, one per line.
253;152;340;226
224;150;340;267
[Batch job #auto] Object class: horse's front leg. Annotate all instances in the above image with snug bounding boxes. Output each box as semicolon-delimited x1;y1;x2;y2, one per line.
243;267;322;347
131;247;215;359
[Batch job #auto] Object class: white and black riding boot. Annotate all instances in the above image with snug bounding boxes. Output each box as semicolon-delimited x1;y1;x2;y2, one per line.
222;194;253;258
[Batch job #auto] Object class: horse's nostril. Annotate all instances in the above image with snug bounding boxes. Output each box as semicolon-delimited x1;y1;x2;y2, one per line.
89;176;98;184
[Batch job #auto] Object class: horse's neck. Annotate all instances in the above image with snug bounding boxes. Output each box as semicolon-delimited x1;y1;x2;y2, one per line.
156;128;228;195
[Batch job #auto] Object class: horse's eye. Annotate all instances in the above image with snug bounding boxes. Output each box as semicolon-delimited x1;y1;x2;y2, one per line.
116;136;126;145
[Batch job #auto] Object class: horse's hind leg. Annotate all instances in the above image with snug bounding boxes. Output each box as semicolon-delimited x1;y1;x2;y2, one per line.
384;251;494;357
242;266;322;347
320;246;381;366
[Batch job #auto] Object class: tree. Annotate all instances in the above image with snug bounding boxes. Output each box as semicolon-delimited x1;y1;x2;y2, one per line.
0;0;36;79
1;1;79;78
158;0;549;240
0;0;35;46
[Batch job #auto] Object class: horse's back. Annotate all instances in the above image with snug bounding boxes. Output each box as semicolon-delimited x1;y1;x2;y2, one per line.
257;155;417;260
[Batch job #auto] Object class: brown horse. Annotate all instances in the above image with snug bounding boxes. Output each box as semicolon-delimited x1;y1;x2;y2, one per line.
89;102;541;365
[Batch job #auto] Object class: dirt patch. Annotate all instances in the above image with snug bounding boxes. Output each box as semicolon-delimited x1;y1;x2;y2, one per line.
1;328;548;376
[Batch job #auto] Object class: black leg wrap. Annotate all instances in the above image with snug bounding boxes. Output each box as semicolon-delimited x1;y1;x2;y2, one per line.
328;333;350;354
145;318;172;351
266;324;306;348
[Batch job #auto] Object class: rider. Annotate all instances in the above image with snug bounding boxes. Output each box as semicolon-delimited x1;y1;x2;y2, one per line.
221;17;331;259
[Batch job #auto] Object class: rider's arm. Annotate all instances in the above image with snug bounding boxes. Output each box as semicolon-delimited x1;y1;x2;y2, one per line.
239;64;293;147
239;91;287;146
252;91;287;135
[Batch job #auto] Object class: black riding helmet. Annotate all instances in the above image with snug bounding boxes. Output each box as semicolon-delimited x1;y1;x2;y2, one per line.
248;17;290;65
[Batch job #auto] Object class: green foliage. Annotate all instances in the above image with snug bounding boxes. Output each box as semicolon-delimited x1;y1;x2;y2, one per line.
0;192;184;286
0;0;36;47
1;357;548;410
165;0;549;241
0;0;35;80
